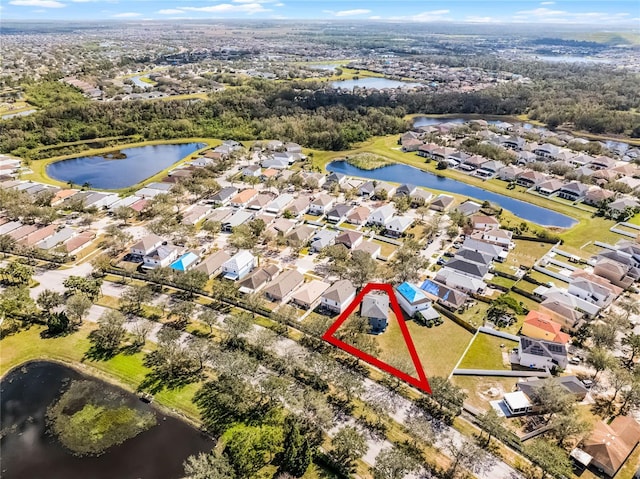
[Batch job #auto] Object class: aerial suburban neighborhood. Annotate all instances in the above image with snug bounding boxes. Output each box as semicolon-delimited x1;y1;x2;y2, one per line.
1;9;639;479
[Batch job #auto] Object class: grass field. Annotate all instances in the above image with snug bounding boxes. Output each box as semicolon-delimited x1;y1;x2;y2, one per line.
451;376;519;411
457;333;518;370
373;313;473;378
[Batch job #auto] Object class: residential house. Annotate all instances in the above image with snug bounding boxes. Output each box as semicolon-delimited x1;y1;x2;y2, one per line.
222;250;256;280
384;216;413;238
195;250;231;277
498;165;525;181
578;416;640;477
143;244;181;269
456;201;482;217
264;194;294;215
500;136;526;150
286;225;316;244
182;205;210;225
326;204;353;223
401;138;423;152
131;233;164;256
323;172;346;190
536;179;564;196
557;181;590;201
335;230;364;250
353;240;382;260
517;151;538;165
64;231;95;255
247;193;274;211
522;311;570;344
321;279;356;314
410;189;433;207
462;238;506;261
358;181;376;197
588;156;617;171
0;221;22;235
210;186;238;205
284;196;311;218
269;218;297;237
567;277;616;309
503;391;533;416
517;376;588;403
395;282;439;320
373;181;396;199
443;258;489;280
394;184;417;197
170;252;200;272
533;143;560;159
475;228;513;249
516;336;568;370
368;204;395;226
241;165;262;178
37;227;75;250
471;215;500;231
459;155;487;172
263;269;304;302
7;224;38;241
230;188;259;208
435;268;487;294
18;224;57;247
608;197;640;217
260;168;279;181
290;279;331;309
346;205;371;225
238;264;279;294
308;194;335;215
593;258;635;290
420;279;469;311
516;170;546;188
310;229;338;252
361;292;389;333
584;187;614;207
475;160;505;178
429;194;455;212
454;248;493;268
222;210;254;232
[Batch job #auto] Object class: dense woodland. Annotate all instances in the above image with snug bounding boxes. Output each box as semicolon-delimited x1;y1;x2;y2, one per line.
2;58;639;158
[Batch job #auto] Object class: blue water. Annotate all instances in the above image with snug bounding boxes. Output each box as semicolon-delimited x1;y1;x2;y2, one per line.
331;77;423;90
413;117;510;128
326;161;577;228
47;143;205;189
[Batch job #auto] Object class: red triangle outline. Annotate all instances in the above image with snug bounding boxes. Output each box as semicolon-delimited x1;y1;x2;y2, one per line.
322;282;432;394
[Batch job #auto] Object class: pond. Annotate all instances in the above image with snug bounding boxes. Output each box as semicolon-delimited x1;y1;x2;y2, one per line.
326;160;577;228
331;77;423;90
1;361;213;479
46;142;205;189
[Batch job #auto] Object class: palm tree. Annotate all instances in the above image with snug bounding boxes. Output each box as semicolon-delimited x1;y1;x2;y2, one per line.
619;297;640;322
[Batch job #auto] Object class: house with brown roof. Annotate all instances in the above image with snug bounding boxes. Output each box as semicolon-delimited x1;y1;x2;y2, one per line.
536;179;564;196
229;188;259;208
584;187;615;207
321;279;356;314
353;240;382;259
577;416;640;477
247;193;274;211
286;225;316;244
284;196;311;218
64;231;95;255
195;250;231;277
263;269;304;302
308;194;335;215
238;264;279;294
430;194;455;212
593;258;634;290
290;279;331;309
335;230;363;250
516;170;546;188
471;215;500;231
346;205;371;225
18;224;58;247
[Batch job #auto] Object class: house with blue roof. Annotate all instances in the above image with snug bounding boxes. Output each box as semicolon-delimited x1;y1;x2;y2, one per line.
170;252;200;272
395;282;440;320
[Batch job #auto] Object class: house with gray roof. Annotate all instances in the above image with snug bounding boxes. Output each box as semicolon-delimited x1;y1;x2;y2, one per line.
37;226;75;250
326;203;353;223
435;268;487;294
263;269;304;302
321;279;356;314
454;249;493;267
516;336;568;370
367;204;395;226
557;181;590;201
265;194;294;215
443;258;489;280
361;292;389;333
310;229;338;252
384;216;413;238
420;279;469;311
210;186;238;206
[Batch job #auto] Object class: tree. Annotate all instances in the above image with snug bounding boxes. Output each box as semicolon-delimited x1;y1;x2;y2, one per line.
587;347;615;380
65;293;92;325
119;284;153;315
622;332;640;367
244;291;265;317
590;322;618;349
530;378;574;424
477;408;506;448
229;224;258;250
174;269;208;298
223;310;253;347
346;250;378;290
372;447;420;479
169;301;196;327
63;275;102;301
278;415;313;478
606;366;633;414
90;254;112;277
330;426;367;473
103;224;132;255
37;289;64;316
198;307;219;334
444;435;494;479
388;239;427;283
429;376;466;417
183;451;236;479
202;220;221;240
223;424;283;477
526;439;573;479
1;261;34;286
619;297;640;321
186;336;214;372
131;321;152;347
90;309;126;354
113;205;134;224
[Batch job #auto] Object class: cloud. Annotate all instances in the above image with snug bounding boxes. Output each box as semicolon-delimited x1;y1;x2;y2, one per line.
113;12;142;17
157;9;185;15
387;9;451;22
369;15;381;20
464;15;500;23
9;0;65;8
516;7;565;16
513;7;633;24
540;1;555;4
181;3;270;14
331;9;371;17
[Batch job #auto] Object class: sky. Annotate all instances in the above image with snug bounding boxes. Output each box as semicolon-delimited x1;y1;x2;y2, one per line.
1;0;639;25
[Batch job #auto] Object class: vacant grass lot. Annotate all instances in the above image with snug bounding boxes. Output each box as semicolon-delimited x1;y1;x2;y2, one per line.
451;376;519;411
373;313;473;378
457;333;518;370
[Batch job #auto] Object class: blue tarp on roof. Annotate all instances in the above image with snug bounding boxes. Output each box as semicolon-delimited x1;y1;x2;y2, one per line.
396;282;426;303
170;252;199;272
420;279;440;296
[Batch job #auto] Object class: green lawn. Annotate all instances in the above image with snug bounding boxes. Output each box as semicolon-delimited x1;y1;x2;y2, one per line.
457;301;491;329
488;275;517;289
451;376;519;411
457;333;517;370
374;313;473;378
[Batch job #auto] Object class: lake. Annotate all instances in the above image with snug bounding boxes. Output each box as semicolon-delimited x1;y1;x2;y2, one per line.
331;77;423;90
1;361;214;479
326;161;577;228
46;142;205;189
